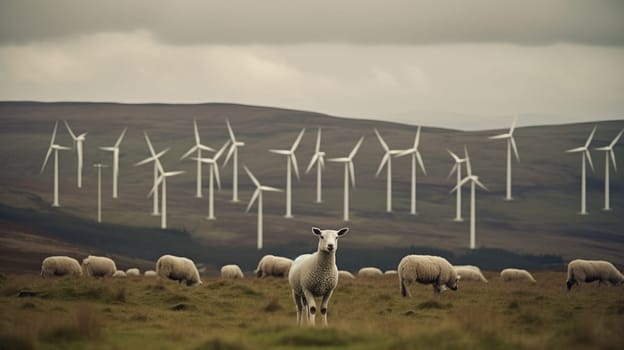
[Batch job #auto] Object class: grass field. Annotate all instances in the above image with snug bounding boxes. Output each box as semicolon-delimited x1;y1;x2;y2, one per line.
1;272;623;350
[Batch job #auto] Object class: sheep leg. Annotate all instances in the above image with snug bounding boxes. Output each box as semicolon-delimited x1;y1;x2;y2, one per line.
320;290;334;327
292;290;304;325
303;289;317;326
400;276;410;297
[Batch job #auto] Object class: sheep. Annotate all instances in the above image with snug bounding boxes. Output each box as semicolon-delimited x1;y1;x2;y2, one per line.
398;255;460;296
338;270;355;279
221;264;244;279
254;254;293;278
126;268;140;277
113;270;127;277
288;227;348;326
454;265;488;283
566;259;624;290
81;255;117;277
40;256;83;278
500;268;536;284
156;255;202;286
384;270;398;275
358;267;383;277
144;270;157;277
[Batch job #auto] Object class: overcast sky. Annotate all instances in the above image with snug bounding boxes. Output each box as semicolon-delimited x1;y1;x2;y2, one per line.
1;0;623;129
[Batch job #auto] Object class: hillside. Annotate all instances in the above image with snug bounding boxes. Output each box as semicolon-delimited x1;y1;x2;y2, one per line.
0;101;623;271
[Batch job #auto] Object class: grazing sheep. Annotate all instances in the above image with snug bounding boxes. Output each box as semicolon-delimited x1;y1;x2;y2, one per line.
255;255;293;278
358;267;383;277
398;255;460;296
500;268;536;284
221;264;244;279
126;268;140;276
156;255;202;286
81;256;117;277
566;259;624;290
454;265;488;283
289;227;349;326
113;270;127;277
144;270;157;277
338;270;356;279
384;270;398;275
41;256;83;278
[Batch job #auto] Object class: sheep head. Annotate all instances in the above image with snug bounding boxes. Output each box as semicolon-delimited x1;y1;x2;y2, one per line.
312;227;348;254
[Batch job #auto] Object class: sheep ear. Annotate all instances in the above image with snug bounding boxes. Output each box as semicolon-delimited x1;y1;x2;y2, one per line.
312;227;322;236
337;227;349;236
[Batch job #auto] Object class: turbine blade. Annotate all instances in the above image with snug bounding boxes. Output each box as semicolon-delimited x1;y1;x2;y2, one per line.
610;128;624;148
349;137;364;159
349;161;356;188
510;117;517;135
464;146;472;176
226;119;237;142
319;156;325;169
305;153;319;174
244;165;260;187
260;186;282;192
586;150;594;172
328;157;350;162
447;150;460;162
416;151;427;176
376;153;389;177
291;128;305;152
41;147;53;173
315;128;321;153
100;147;116;152
63;120;77;139
269;149;291;155
164;170;185;177
115;128;127;148
448;163;458;179
193;119;200;145
396;148;414;157
291;153;300;180
566;146;586;153
144;132;156;156
475;178;489;191
510;137;520;162
450;177;471;193
247;190;260;213
214;140;231;161
414;126;421;148
198;144;215;152
584;125;597;148
223;144;236;166
610;150;617;172
488;133;509;140
56;145;71;150
214;164;221;190
148;176;164;198
180;145;198;160
50;121;58;147
374;129;389;152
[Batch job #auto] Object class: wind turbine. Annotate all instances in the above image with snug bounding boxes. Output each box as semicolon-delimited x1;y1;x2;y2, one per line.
269;128;305;218
396;126;427;215
148;168;185;229
447;150;467;222
63;120;87;188
191;140;230;220
328;137;364;221
93;163;108;223
40;121;71;207
373;129;404;213
451;147;488;249
180;119;215;198
594;128;623;211
244;165;282;250
134;132;169;216
223;119;245;202
306;128;326;203
565;126;597;215
488;118;520;201
99;128;127;199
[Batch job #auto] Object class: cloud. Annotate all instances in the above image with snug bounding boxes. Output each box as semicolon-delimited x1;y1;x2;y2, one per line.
1;0;623;46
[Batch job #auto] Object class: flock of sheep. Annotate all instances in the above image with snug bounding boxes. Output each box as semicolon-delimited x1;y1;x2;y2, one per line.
40;228;624;326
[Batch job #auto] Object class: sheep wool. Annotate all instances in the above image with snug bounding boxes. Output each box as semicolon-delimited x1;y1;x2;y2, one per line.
384;270;398;275
221;264;244;279
126;268;140;276
255;255;293;278
398;255;460;295
82;256;117;277
144;270;157;277
113;270;127;277
454;265;488;283
358;267;383;277
500;268;536;284
156;255;202;286
289;227;348;326
566;259;624;290
338;270;356;279
41;256;83;278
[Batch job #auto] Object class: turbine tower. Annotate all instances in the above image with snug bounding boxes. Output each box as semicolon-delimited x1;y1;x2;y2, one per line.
224;119;245;202
565;126;597;215
191;140;230;220
594;128;623;211
269;128;305;218
451;147;488;249
447;150;467;222
488;118;520;201
244;165;282;250
180;119;215;198
328;137;364;222
93;163;108;223
63;120;87;188
134;132;169;216
373;129;404;213
99;128;127;199
396;126;427;215
40;121;71;207
306;128;326;203
148;168;185;229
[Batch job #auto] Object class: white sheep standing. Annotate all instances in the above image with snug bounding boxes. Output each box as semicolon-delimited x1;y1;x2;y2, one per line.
454;265;488;283
156;254;202;286
500;268;536;284
358;267;383;277
288;227;348;326
82;255;117;277
566;259;624;290
126;268;140;276
221;264;244;279
384;270;398;275
338;270;355;279
255;255;293;278
113;270;127;277
398;255;460;296
41;256;83;278
144;270;157;277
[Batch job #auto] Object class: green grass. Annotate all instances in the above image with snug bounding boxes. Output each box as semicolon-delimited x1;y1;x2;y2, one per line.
1;272;623;349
